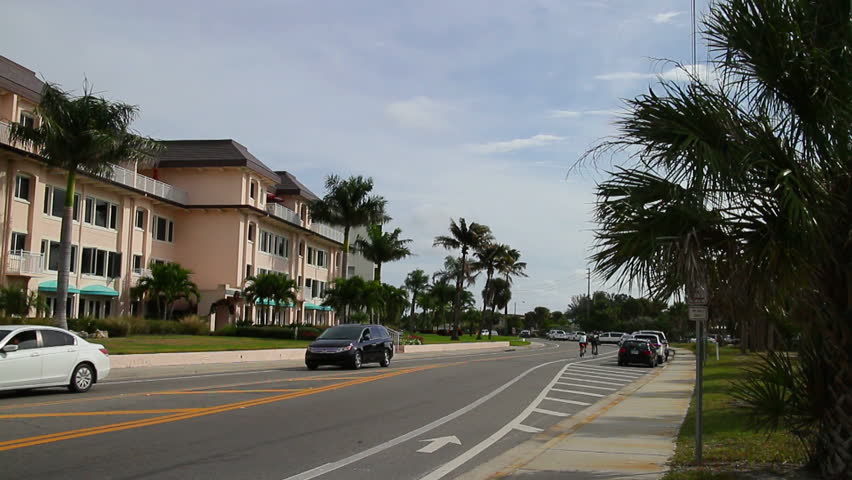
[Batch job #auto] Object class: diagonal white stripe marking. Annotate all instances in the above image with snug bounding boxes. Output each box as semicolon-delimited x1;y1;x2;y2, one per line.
567;366;642;379
550;388;606;397
543;396;591;406
555;381;616;391
533;408;571;417
561;372;628;383
513;424;543;433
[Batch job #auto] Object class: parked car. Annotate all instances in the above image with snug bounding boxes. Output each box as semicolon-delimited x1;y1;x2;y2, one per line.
631;333;666;364
0;325;111;393
618;333;634;346
305;324;394;370
598;332;626;344
519;330;531;338
634;330;671;360
618;339;659;368
480;329;499;337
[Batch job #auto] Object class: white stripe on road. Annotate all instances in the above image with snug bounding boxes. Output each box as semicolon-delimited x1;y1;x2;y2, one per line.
543;397;591;406
533;408;571;417
561;372;629;383
555;381;617;391
566;366;642;379
513;424;543;433
563;370;636;381
550;388;606;398
105;369;281;385
560;376;624;387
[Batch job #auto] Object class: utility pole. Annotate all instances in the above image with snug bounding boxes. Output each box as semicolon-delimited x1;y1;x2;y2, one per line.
586;268;591;326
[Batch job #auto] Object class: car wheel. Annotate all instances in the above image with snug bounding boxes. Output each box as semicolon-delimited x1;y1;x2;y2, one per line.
69;363;95;393
351;350;362;370
306;362;318;370
380;349;391;368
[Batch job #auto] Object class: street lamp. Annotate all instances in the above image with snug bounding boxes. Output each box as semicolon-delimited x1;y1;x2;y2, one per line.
513;300;526;315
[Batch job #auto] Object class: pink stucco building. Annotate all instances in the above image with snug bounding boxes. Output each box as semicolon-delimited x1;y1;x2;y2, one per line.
0;55;343;328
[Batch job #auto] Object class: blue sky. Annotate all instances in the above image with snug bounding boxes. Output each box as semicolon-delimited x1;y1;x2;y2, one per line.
1;0;710;312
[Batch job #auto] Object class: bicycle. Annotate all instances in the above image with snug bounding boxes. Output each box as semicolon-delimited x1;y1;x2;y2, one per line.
579;342;587;357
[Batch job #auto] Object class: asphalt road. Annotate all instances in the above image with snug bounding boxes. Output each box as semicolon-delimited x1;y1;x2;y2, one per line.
0;342;655;480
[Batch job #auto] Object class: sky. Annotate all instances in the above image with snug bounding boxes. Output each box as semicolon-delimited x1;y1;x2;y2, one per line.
1;0;711;312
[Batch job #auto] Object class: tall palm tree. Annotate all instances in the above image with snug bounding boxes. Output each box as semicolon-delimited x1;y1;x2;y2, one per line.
584;0;851;474
433;219;492;340
134;262;200;320
9;83;160;328
496;247;527;316
310;175;390;279
353;224;412;282
243;272;297;325
472;243;509;339
487;278;512;339
322;276;368;323
379;284;409;326
403;269;430;331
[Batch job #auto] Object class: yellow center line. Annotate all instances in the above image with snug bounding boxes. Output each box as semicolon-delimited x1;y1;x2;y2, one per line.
0;409;204;419
152;389;302;395
0;364;448;452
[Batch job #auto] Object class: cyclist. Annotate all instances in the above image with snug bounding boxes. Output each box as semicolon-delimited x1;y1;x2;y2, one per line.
590;331;600;355
577;332;588;357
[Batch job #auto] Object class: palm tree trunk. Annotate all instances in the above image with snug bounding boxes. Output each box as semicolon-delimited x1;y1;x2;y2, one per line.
451;252;465;341
477;274;493;340
54;170;77;329
342;226;351;279
490;303;498;339
375;263;382;283
408;290;417;332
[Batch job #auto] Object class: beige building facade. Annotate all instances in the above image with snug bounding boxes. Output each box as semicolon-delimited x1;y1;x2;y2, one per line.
0;55;344;328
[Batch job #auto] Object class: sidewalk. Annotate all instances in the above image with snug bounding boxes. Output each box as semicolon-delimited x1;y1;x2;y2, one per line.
457;351;696;480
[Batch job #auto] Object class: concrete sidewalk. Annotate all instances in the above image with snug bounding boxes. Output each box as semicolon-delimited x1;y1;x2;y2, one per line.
457;351;696;479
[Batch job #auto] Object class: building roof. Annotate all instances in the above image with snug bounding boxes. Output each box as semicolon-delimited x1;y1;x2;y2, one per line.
0;55;43;102
274;171;320;201
156;139;279;182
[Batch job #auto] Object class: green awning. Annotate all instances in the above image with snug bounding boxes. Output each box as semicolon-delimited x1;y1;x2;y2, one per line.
305;302;333;311
38;281;80;294
79;285;119;297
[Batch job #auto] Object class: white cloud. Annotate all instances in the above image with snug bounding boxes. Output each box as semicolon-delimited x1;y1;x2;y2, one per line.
651;11;683;24
385;96;449;129
595;64;718;83
467;134;565;154
550;109;619;118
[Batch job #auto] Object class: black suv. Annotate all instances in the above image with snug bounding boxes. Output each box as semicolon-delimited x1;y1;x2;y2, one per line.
305;324;394;370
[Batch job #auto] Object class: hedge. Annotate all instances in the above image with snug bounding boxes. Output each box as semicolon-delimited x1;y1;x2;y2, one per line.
214;325;323;341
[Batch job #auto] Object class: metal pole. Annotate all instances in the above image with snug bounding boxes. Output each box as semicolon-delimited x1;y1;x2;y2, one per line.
695;318;703;464
586;268;591;326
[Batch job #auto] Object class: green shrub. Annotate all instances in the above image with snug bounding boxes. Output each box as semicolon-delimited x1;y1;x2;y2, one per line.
94;317;130;337
2;316;57;326
214;325;296;339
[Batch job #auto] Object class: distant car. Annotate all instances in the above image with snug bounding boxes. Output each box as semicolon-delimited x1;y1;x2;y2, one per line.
618;340;659;368
634;330;671;360
599;332;626;344
0;325;111;393
480;329;499;337
554;330;568;341
305;324;394;370
566;331;577;341
618;334;634;346
519;330;531;338
631;333;665;364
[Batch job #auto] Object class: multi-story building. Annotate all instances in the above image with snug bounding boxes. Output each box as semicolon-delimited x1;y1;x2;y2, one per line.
348;225;378;281
0;55;344;328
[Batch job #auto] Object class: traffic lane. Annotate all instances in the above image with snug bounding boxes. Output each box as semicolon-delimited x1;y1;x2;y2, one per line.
0;346;570;479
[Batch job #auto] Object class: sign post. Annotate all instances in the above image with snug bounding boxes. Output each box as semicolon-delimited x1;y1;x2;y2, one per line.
687;283;707;465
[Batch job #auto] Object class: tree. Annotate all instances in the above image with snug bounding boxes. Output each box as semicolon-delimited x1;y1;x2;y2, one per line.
472;243;508;339
379;284;409;326
433;218;493;340
424;280;456;332
322;276;369;323
403;269;430;331
134;262;200;320
9;83;160;328
487;278;512;338
243;272;297;325
353;224;412;282
584;0;852;474
310;175;390;279
496;247;527;316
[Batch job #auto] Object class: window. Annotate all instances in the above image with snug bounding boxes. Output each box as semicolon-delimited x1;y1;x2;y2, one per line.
307;247;315;264
306;248;327;267
14;175;31;201
81;247;119;277
311;280;319;298
250;181;256;199
83;196;118;229
41;330;75;347
316;250;326;268
41;240;78;273
153;216;174;242
43;186;80;220
8;330;37;350
246;264;253;278
135;209;145;229
248;223;255;243
259;230;289;258
19;112;35;129
11;232;26;252
133;254;143;271
305;278;313;288
299;241;305;256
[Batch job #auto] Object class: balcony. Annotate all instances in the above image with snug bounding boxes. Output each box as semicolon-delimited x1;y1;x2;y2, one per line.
0;121;35;153
309;221;345;243
132;268;152;278
1;121;189;205
266;202;302;226
7;251;44;275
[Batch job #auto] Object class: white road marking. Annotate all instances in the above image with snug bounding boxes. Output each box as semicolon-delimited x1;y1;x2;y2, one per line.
561;372;628;383
560;376;623;387
544;397;591;406
566;367;642;379
513;424;543;433
533;408;571;417
555;381;617;391
550;388;606;398
417;436;461;454
105;370;281;385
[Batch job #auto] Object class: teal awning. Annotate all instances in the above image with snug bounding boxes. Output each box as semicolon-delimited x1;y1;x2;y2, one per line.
305;302;333;311
38;280;80;294
80;285;119;297
255;298;294;307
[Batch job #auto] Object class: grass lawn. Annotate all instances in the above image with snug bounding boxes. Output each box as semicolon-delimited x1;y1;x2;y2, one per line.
99;335;311;354
663;344;807;479
417;333;519;344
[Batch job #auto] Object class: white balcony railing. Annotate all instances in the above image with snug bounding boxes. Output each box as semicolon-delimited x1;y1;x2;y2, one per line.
0;121;35;153
103;164;189;205
309;221;345;243
266;202;302;226
7;251;44;275
132;268;152;277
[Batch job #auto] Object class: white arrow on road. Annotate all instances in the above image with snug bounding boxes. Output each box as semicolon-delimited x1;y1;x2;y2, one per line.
417;436;461;454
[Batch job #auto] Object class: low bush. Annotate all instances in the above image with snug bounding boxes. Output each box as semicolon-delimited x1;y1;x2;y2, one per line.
213;324;323;340
66;315;210;337
2;316;57;326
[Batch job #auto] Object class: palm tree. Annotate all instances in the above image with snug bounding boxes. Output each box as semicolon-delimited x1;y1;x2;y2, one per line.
9;83;160;329
583;0;851;474
433;218;492;340
353;224;412;282
425;280;456;333
379;284;409;326
403;269;430;331
496;247;527;316
310;175;390;279
471;243;509;339
134;262;200;320
243;272;297;325
322;276;368;323
488;278;512;338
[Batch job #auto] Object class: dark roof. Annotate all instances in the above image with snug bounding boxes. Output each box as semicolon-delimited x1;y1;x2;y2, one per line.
156;140;279;182
0;55;43;102
274;171;319;201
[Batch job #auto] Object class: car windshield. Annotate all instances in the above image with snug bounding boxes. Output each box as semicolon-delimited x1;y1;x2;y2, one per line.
0;329;10;342
623;341;649;349
634;335;658;343
318;326;365;340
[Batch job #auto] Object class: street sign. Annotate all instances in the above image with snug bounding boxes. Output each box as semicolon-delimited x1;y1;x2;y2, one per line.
688;284;708;305
689;306;708;321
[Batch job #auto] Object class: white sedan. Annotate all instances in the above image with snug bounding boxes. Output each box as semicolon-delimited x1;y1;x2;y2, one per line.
0;325;111;393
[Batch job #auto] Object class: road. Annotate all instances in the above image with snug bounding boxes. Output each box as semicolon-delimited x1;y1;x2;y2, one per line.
0;342;655;479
